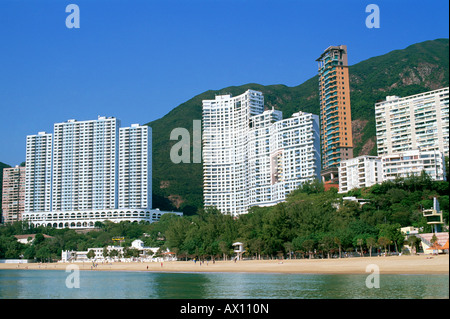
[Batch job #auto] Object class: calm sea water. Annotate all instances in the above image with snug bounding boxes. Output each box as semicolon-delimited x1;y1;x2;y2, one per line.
0;269;448;299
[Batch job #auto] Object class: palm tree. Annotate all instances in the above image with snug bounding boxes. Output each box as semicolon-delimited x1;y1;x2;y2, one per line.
357;238;364;257
407;236;420;254
283;242;295;260
366;237;376;257
378;237;391;255
302;240;315;259
334;237;342;258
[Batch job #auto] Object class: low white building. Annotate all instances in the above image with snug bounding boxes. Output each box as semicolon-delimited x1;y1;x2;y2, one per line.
61;245;124;262
23;208;182;229
342;196;370;205
339;156;382;193
131;239;159;256
339;150;446;193
382;149;446;182
61;240;176;263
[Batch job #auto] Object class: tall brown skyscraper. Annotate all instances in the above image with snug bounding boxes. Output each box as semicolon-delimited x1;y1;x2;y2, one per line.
316;45;353;184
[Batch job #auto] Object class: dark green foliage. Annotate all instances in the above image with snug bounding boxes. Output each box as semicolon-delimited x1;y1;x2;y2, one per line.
3;177;446;261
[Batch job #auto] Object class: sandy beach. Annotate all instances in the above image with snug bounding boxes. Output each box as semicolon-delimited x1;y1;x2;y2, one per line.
1;255;448;275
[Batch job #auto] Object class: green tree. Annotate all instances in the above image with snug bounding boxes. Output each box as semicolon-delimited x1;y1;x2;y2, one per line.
109;249;119;259
302;239;315;259
355;236;365;257
377;237;391;255
366;237;377;257
219;240;232;260
4;239;23;259
283;241;295;259
407;236;421;254
35;246;51;262
103;247;109;259
23;245;36;260
34;233;45;245
318;234;335;259
288;179;324;197
377;223;403;253
87;249;96;260
124;248;140;258
430;234;438;245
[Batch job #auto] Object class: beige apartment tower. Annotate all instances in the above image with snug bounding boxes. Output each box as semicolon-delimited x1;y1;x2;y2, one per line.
2;165;26;224
375;87;449;157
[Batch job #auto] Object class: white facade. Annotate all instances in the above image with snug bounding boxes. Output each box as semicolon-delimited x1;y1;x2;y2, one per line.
203;90;264;216
267;111;321;204
118;124;152;209
61;244;175;263
52;116;119;212
61;245;124;262
22;207;182;229
203;90;321;216
248;109;283;207
25;132;53;213
375;87;449;157
381;149;446;182
338;155;382;193
24;116;179;229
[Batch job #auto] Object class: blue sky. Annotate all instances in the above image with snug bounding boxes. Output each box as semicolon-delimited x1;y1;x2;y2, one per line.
0;0;448;166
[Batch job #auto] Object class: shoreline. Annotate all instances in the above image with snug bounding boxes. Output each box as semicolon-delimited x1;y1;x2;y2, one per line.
0;255;448;275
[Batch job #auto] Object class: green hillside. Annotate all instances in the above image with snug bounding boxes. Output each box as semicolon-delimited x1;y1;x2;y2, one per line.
146;38;449;214
1;39;447;220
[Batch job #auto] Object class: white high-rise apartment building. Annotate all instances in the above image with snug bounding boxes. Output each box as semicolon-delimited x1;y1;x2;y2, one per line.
338;155;383;193
203;90;321;216
203;90;264;215
25;132;52;213
269;112;321;203
22;116;179;229
375;87;449;157
247;108;283;208
52;116;119;212
118;124;152;209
